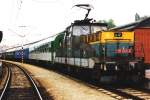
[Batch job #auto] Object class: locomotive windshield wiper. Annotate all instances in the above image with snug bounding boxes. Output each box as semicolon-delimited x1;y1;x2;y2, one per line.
81;26;87;30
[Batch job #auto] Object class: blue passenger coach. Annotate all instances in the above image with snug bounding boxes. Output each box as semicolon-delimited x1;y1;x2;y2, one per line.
15;48;29;59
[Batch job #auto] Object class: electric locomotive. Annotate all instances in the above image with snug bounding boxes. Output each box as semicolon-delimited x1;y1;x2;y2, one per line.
53;4;144;81
54;18;144;81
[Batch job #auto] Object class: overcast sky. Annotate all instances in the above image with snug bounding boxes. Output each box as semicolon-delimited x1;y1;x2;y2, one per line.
0;0;150;49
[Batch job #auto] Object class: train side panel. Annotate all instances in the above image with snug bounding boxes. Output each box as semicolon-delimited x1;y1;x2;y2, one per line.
29;52;54;61
15;48;29;59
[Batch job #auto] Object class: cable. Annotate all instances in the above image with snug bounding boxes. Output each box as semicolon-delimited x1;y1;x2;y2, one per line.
14;0;24;24
32;0;58;3
4;32;63;51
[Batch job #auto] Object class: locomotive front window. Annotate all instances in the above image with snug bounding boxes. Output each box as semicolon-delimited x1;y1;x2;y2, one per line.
73;26;90;36
91;26;107;33
72;25;107;36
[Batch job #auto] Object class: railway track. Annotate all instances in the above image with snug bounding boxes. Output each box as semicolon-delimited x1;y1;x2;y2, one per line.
1;61;149;100
95;84;150;100
116;87;150;100
52;66;150;100
0;63;43;100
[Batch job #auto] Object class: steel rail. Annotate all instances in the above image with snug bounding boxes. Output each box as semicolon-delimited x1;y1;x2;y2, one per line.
0;65;11;100
16;65;43;100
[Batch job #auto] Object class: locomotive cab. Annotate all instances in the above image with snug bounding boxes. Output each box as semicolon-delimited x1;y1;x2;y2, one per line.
64;19;107;59
55;19;108;68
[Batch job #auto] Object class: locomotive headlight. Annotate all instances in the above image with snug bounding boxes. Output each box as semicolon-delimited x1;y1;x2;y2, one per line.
104;64;107;71
114;32;122;37
129;61;136;69
115;66;118;70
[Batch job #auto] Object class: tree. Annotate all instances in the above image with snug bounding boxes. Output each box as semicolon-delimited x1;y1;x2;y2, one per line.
135;13;140;21
107;19;116;29
98;19;116;29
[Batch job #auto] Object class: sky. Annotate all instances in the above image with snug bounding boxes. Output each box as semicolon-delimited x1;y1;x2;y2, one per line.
0;0;150;50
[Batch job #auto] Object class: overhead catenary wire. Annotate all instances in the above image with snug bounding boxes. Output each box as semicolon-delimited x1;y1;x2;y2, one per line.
4;32;62;51
11;0;24;26
32;0;59;3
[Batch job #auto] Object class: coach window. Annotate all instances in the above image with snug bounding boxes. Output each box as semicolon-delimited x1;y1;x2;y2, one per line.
42;48;44;52
43;48;45;52
45;47;47;52
43;48;44;52
40;48;42;52
83;35;85;42
80;35;83;42
85;35;88;43
87;34;89;42
41;48;45;53
90;34;93;42
38;48;40;52
86;35;88;43
92;34;95;42
89;34;92;42
66;26;72;36
94;34;97;41
39;48;40;52
45;48;47;52
96;32;99;41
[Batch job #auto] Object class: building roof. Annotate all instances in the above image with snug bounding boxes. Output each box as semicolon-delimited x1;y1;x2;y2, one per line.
111;17;150;31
